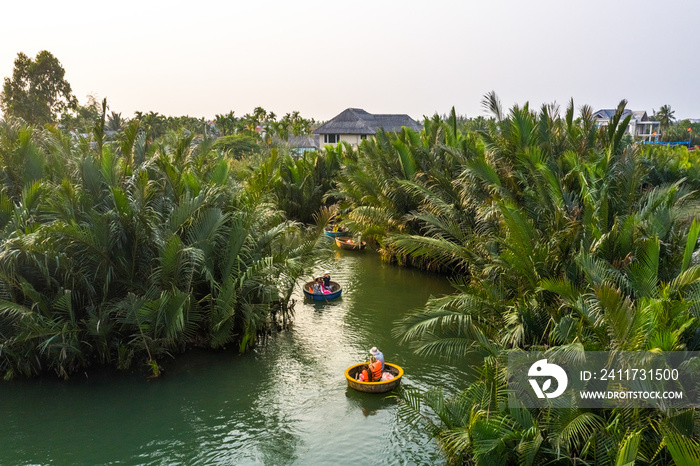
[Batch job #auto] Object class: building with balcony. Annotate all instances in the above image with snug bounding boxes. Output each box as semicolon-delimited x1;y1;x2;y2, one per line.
593;109;660;141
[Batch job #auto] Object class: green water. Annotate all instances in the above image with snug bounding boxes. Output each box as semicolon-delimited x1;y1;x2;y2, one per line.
0;250;473;465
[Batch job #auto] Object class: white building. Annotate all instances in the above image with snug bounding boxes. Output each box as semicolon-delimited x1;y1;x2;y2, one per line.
592;109;661;141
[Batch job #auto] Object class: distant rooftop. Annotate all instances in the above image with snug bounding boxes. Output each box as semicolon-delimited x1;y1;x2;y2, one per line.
593;109;650;122
313;108;421;135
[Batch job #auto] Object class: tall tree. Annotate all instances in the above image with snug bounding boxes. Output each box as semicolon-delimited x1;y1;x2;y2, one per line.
214;111;237;135
653;104;676;133
1;51;77;125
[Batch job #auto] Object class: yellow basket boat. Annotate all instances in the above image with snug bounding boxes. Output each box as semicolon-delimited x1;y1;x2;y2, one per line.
344;362;404;393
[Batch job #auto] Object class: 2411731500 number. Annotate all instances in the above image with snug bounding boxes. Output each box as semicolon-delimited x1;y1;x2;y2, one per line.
597;368;679;381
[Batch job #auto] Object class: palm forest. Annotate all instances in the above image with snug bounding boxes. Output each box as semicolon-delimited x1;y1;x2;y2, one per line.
2;74;700;463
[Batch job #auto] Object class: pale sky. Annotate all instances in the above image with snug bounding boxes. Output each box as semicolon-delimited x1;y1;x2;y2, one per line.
2;0;699;122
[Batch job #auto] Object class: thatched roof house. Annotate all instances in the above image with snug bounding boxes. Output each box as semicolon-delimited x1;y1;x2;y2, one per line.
313;108;421;146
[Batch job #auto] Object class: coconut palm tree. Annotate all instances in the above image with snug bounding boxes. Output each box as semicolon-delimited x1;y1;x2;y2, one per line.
106;111;123;132
653;104;676;133
0;119;46;199
391;96;700;464
0;121;332;380
333;116;478;266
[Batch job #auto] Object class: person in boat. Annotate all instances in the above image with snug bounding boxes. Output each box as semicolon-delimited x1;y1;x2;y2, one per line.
351;233;361;246
357;367;369;382
356;356;382;382
312;279;323;294
323;271;331;290
316;277;332;294
368;355;382;381
370;347;384;371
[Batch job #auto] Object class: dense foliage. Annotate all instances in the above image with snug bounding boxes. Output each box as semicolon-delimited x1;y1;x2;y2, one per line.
328;96;700;464
248;147;343;224
659;120;700;146
214;107;316;142
2;51;699;461
0;116;331;380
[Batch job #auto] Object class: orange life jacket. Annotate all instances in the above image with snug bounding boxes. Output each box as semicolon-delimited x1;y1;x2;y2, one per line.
369;361;382;381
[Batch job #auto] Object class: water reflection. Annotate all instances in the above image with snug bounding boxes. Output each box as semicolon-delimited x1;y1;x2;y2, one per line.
344;388;397;417
1;250;467;465
306;297;344;314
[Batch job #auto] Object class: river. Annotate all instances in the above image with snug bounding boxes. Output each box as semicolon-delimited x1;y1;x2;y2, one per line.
0;248;472;465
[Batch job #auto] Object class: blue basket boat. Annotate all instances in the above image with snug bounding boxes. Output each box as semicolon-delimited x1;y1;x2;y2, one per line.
303;280;342;300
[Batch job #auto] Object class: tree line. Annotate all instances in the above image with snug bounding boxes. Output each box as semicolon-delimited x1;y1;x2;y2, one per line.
225;94;700;464
327;96;700;465
236;96;700;463
3;50;700;463
0;110;333;380
1;51;316;146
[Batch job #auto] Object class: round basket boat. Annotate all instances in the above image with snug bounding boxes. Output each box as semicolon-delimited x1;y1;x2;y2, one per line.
335;237;366;251
302;280;342;301
324;226;350;237
345;362;404;393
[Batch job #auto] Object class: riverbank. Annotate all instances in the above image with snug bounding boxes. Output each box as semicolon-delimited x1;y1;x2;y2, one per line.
0;249;472;464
